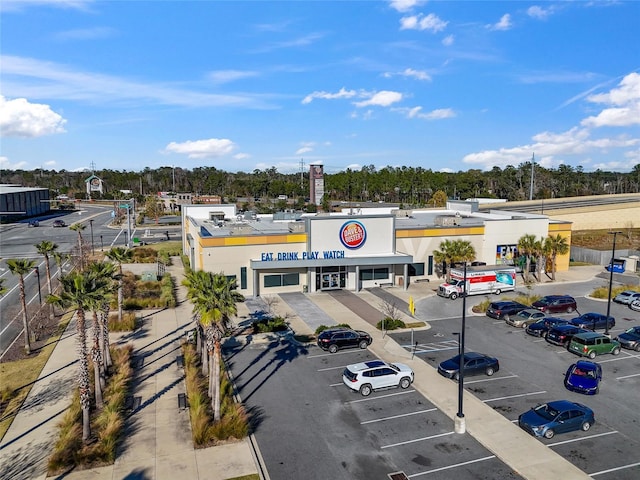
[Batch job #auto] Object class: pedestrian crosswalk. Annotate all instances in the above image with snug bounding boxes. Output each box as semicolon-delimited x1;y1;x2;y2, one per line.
401;339;460;354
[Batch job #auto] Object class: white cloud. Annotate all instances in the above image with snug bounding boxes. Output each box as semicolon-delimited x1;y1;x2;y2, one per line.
354;91;403;107
489;14;512;31
463;126;639;170
163;138;236;159
581;72;640;127
208;70;259;85
302;87;357;104
383;68;431;81
254;161;302;174
527;5;554;20
1;55;270;109
0;156;28;170
234;152;250;160
442;35;454;46
389;0;425;13
395;106;456;120
0;95;66;137
400;13;448;33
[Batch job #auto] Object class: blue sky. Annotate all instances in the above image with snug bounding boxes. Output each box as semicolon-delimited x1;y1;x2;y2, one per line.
1;0;639;175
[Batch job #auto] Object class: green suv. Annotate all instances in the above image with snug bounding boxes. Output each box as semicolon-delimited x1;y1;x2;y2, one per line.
568;332;621;359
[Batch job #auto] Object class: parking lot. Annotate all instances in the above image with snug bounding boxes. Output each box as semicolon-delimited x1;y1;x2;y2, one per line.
390;287;640;479
224;337;523;479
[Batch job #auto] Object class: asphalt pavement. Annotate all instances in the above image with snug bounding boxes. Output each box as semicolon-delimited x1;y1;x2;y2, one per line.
0;264;622;479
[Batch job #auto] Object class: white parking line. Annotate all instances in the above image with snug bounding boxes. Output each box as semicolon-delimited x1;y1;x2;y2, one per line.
307;350;361;359
464;374;518;384
589;461;640;477
483;391;546;403
408;456;496;477
381;431;455;449
548;430;618;446
347;389;416;404
361;408;437;425
318;365;348;372
616;372;640;380
597;354;640;364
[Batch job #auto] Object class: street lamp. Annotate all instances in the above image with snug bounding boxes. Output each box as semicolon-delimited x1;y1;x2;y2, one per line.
605;231;622;336
455;262;468;434
33;266;42;304
89;219;94;255
100;235;104;251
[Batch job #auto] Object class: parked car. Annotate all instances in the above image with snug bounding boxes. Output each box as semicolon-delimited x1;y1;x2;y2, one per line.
546;324;588;347
532;295;577;314
614;326;640;351
506;308;546;328
564;360;602;395
518;400;595;439
317;327;372;353
342;360;414;396
525;317;568;338
569;313;615;331
437;352;499;381
485;301;528;320
568;332;621;359
630;299;640;312
613;290;640;305
52;219;66;227
28;220;39;227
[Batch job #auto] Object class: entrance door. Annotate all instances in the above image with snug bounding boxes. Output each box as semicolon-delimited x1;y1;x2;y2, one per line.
319;266;347;290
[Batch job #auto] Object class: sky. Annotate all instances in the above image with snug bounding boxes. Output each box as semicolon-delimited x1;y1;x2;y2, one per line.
1;0;639;176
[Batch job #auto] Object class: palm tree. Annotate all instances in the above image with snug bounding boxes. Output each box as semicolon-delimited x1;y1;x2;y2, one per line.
183;270;243;421
532;237;545;282
85;262;117;406
69;223;87;271
48;270;110;442
36;240;59;319
517;234;538;283
544;234;570;281
432;239;476;281
7;259;37;355
105;247;133;321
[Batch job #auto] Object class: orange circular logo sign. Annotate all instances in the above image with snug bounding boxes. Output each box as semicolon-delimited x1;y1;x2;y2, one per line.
340;221;366;249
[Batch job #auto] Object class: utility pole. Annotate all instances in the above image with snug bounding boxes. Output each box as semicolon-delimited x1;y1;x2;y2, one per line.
299;158;305;189
529;152;535;201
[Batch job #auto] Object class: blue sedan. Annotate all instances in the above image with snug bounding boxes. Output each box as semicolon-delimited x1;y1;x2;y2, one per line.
518;400;595;439
564;360;602;395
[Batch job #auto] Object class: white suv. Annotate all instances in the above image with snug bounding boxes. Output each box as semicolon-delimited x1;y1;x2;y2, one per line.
342;360;414;396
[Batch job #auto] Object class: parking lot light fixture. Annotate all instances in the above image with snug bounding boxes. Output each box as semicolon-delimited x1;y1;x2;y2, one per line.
455;262;467;434
605;231;622;336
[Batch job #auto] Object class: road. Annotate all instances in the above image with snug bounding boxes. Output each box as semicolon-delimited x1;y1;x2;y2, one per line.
0;205;180;359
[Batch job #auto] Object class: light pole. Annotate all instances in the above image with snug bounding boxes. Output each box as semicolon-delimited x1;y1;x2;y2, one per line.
33;266;42;304
89;219;94;255
100;234;104;251
605;231;622;336
455;262;468;434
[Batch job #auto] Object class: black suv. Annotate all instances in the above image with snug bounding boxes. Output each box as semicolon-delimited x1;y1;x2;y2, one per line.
486;301;528;320
532;295;577;314
317;327;372;353
546;324;588;347
525;317;568;338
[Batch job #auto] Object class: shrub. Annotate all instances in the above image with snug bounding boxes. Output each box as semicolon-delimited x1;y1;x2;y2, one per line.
315;323;351;335
252;316;288;333
108;311;137;331
591;284;640;299
376;317;406;330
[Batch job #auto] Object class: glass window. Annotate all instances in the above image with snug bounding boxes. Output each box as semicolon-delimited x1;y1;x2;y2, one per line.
264;275;282;288
373;268;389;280
283;273;299;286
360;269;373;280
408;263;425;276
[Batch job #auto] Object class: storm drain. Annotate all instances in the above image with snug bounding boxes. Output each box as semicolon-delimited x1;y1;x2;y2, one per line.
388;472;409;480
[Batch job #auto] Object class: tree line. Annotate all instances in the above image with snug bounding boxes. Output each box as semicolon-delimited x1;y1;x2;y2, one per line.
3;162;639;207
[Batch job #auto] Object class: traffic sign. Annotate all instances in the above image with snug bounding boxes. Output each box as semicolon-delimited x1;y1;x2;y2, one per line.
119;204;129;209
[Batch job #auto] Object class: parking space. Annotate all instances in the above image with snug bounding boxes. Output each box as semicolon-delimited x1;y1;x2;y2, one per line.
390;297;640;479
308;345;523;479
225;336;524;479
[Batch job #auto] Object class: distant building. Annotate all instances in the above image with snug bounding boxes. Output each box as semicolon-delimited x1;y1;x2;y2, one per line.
309;164;324;205
0;185;50;220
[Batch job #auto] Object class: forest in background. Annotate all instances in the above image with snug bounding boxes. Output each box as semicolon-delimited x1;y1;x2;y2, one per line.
2;162;639;207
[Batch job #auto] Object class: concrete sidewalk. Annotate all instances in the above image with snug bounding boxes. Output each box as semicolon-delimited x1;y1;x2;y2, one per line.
0;258;260;480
